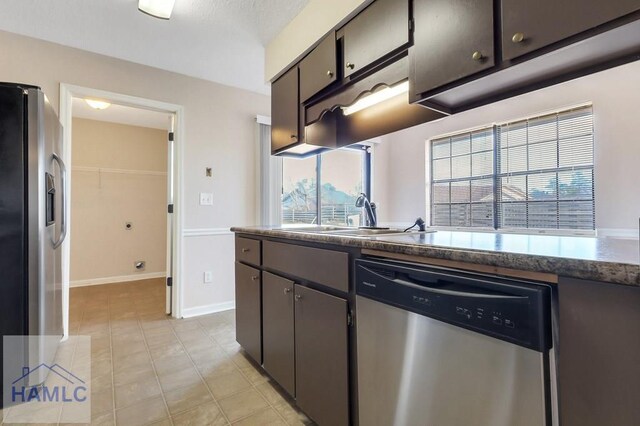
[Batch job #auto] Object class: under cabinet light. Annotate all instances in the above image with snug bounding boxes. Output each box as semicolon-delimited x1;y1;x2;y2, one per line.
139;0;176;20
85;99;111;110
283;143;321;155
342;81;410;116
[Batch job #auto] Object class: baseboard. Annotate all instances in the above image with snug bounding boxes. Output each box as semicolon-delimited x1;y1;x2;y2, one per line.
181;301;235;318
70;272;167;287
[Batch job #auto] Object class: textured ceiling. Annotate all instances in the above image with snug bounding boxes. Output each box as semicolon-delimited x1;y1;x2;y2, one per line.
0;0;310;94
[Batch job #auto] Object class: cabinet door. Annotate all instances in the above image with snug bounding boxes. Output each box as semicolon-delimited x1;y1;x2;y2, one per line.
342;0;410;78
271;66;299;154
558;278;640;425
234;262;261;363
299;33;338;102
502;0;640;61
262;272;296;396
294;285;349;426
411;0;494;98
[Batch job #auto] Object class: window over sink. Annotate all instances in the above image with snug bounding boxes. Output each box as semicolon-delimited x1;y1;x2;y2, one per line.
282;146;371;227
429;104;595;234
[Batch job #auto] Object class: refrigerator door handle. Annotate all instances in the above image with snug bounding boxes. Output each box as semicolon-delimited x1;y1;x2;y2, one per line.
52;152;67;249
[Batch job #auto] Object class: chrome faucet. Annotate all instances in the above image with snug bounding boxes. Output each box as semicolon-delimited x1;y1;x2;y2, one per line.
355;193;377;228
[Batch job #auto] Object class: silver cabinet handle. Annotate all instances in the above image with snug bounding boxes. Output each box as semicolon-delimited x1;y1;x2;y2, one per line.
52;152;67;249
284;288;292;294
251;276;259;281
295;294;302;301
241;248;250;253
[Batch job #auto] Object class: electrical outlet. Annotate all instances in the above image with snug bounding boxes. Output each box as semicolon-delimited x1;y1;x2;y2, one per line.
200;192;213;206
203;271;213;283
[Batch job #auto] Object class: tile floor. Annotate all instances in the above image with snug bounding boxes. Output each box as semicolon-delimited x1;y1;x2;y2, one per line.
2;278;313;425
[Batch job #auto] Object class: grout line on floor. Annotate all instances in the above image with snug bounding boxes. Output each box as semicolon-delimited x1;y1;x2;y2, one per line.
135;300;175;426
108;291;117;425
169;316;232;425
69;280;307;426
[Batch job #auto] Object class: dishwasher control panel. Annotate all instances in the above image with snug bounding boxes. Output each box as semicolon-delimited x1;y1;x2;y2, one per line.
356;259;551;352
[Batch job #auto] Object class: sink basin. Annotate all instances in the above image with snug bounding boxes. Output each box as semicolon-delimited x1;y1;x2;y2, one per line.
324;228;408;237
279;226;435;238
279;226;351;233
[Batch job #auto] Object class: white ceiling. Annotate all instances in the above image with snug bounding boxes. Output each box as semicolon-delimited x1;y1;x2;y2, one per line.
72;97;171;130
0;0;310;94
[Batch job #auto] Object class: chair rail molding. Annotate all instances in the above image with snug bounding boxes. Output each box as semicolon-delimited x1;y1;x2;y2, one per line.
183;228;234;237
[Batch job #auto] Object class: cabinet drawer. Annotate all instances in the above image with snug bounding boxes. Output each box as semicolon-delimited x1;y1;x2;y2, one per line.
263;241;349;292
235;236;261;266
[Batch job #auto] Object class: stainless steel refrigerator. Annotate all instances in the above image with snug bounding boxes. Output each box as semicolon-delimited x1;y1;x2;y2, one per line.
0;82;64;406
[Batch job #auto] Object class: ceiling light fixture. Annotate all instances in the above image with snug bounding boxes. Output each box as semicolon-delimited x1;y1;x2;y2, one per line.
138;0;176;20
342;81;410;116
85;99;111;110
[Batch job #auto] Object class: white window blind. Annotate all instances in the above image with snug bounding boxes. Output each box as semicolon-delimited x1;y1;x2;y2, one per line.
497;106;594;230
430;105;595;232
431;128;495;228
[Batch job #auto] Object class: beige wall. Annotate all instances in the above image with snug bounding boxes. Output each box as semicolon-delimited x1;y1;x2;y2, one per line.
0;30;270;314
70;118;168;285
373;60;640;236
265;0;368;81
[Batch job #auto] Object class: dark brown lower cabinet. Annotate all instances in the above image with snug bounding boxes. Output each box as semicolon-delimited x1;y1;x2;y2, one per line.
234;262;261;363
262;272;296;396
558;278;640;425
294;285;349;426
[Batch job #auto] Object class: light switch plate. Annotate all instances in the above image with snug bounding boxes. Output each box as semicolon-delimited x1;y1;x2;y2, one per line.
203;271;213;283
199;192;213;206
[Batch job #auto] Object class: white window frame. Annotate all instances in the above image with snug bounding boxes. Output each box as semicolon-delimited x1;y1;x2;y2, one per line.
426;103;596;237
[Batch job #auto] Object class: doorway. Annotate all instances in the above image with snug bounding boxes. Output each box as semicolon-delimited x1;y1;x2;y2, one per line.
59;84;184;337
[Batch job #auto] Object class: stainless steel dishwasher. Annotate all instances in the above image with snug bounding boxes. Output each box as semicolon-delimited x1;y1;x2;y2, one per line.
355;258;557;426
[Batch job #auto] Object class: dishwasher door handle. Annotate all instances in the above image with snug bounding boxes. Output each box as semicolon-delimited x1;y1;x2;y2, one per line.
361;266;527;300
395;278;526;299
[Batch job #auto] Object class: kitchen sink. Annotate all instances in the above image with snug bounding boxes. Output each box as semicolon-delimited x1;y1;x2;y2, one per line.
279;226;431;238
322;228;409;237
279;226;351;233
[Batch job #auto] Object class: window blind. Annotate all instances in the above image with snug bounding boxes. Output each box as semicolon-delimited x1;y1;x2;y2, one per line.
497;106;594;230
431;128;495;228
429;105;595;232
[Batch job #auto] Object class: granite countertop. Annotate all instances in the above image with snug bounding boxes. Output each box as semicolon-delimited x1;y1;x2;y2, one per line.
231;226;640;286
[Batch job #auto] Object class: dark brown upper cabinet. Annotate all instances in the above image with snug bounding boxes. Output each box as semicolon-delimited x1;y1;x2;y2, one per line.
342;0;410;78
410;0;494;100
299;33;338;102
502;0;640;61
271;66;299;154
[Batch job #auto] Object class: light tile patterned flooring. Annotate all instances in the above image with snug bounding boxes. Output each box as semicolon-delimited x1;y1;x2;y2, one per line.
5;278;313;425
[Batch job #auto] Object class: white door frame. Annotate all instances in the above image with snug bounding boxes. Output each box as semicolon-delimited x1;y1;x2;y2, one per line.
59;83;185;336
